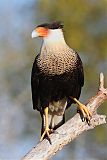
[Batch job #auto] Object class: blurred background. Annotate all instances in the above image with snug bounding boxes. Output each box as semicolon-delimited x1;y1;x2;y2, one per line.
0;0;107;159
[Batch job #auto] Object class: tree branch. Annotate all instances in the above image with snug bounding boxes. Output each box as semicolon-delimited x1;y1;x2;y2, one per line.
22;73;107;160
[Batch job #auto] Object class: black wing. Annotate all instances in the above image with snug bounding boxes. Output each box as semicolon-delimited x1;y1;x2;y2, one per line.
67;53;84;108
76;53;84;87
31;56;40;110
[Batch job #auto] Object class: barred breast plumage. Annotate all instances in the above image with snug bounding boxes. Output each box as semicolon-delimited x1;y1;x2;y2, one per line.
37;45;78;75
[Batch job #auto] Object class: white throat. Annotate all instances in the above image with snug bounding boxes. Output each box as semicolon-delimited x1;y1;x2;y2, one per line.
43;29;66;47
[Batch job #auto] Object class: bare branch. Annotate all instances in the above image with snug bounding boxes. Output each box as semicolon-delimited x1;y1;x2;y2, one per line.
22;73;107;160
99;72;104;90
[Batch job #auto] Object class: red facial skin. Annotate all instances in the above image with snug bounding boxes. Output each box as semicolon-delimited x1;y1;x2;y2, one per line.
35;27;49;37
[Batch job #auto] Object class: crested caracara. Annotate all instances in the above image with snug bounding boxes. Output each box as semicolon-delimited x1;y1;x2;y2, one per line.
31;21;92;142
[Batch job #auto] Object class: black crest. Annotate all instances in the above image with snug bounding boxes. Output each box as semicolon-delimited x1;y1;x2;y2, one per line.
37;21;63;29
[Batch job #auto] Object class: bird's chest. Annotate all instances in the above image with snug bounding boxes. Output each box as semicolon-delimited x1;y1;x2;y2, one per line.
37;51;76;75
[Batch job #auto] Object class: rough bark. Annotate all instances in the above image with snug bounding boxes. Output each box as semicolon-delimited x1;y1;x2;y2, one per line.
22;73;107;160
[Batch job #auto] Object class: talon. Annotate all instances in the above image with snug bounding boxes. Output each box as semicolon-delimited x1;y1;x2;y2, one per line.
70;97;92;123
40;127;51;141
79;104;92;122
40;107;53;142
82;117;85;122
86;117;91;125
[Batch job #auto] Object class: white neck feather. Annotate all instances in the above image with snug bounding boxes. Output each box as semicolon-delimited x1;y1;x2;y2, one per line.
43;29;66;47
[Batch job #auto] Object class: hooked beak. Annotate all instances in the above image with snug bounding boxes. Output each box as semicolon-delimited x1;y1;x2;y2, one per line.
31;30;39;38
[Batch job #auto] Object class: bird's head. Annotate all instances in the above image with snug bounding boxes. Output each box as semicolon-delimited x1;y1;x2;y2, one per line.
31;21;64;39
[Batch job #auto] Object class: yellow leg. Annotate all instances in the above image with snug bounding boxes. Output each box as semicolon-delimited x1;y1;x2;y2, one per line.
40;107;51;141
71;97;92;122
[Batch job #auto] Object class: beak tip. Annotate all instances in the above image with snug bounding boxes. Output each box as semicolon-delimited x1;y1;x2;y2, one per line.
31;33;34;38
31;30;39;38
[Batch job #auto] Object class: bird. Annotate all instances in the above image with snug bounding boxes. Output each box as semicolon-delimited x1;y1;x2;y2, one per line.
31;21;92;142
